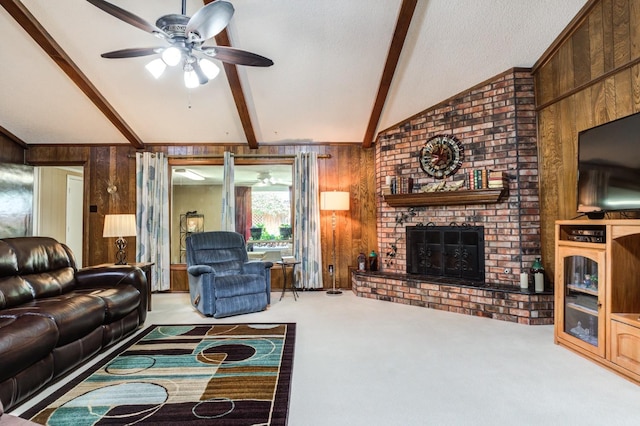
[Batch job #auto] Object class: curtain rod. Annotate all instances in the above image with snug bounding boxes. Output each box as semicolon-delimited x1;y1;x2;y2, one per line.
129;153;331;159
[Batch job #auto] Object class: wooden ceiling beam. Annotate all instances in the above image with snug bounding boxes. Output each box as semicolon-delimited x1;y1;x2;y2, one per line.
204;0;259;149
214;29;259;149
0;0;144;149
362;0;418;148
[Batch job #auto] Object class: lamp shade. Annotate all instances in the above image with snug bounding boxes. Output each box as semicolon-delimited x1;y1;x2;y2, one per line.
103;214;137;238
320;191;350;211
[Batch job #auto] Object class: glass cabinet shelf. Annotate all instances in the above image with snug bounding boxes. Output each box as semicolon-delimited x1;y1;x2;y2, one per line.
566;302;597;316
566;284;598;296
560;250;603;351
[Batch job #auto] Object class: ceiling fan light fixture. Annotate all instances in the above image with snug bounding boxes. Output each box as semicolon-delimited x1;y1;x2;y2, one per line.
87;0;273;89
199;58;220;80
183;66;199;89
161;46;182;66
145;58;166;79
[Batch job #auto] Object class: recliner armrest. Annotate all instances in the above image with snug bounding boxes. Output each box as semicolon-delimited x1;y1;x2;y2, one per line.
243;261;273;275
188;264;216;276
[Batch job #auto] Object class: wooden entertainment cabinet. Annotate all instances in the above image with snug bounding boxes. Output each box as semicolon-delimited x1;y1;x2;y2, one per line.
555;220;640;384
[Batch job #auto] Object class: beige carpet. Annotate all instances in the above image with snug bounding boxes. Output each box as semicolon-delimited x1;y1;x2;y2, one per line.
12;290;640;425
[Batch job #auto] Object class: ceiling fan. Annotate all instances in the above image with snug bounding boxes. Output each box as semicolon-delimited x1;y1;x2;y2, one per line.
86;0;273;88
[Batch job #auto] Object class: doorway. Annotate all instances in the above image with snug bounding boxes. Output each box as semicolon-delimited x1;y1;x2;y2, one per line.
66;175;84;267
34;166;84;266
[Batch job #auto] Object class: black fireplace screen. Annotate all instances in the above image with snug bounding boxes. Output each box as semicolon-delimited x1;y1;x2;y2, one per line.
406;225;484;281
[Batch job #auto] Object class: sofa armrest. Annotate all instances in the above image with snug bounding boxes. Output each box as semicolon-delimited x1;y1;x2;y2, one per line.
187;264;215;277
75;265;148;313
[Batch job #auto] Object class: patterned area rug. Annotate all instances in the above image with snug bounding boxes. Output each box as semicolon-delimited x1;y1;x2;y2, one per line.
22;323;295;425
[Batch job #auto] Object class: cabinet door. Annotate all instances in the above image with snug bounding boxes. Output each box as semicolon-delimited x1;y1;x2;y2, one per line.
555;246;606;357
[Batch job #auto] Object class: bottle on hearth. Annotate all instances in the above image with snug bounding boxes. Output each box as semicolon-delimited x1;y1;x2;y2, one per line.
530;257;545;292
357;252;367;272
368;250;378;272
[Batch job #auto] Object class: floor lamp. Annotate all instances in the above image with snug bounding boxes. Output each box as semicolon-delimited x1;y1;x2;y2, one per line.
103;214;137;265
320;191;350;295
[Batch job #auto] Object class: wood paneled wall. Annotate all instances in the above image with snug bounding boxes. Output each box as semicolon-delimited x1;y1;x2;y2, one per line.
0;135;25;164
534;0;640;278
25;143;376;291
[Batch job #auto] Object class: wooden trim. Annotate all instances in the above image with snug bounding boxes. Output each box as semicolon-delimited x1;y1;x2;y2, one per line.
165;153;331;160
535;56;640;111
0;0;144;149
144;141;363;147
363;0;418;148
383;189;504;207
531;0;601;74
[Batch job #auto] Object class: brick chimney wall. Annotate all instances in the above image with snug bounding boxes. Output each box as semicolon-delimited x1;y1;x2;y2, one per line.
375;68;541;288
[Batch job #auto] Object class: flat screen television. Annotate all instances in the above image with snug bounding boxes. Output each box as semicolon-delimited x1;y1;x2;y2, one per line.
577;112;640;215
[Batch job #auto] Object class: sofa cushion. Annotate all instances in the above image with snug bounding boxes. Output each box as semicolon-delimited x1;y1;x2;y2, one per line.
0;276;33;309
0;315;58;383
1;294;105;347
1;237;76;295
4;237;74;274
0;238;77;309
73;286;140;323
0;242;18;276
22;268;76;299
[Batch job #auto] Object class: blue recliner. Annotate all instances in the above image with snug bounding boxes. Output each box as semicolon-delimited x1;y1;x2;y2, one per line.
186;231;273;318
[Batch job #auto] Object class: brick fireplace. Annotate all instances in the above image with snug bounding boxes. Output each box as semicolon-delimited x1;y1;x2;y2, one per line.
352;68;554;325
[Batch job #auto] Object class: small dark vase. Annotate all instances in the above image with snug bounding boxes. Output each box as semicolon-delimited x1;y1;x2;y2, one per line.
279;226;292;239
250;226;263;240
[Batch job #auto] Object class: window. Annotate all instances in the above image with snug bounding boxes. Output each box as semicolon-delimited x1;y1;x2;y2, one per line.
170;163;293;263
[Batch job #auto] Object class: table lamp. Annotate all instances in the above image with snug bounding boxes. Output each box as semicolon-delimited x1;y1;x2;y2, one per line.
320;191;350;295
103;214;137;265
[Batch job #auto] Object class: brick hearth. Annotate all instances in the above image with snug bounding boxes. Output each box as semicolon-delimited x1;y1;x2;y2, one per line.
351;271;554;325
356;68;552;324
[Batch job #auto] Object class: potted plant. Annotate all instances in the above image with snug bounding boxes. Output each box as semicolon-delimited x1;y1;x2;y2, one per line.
250;224;264;240
279;223;292;239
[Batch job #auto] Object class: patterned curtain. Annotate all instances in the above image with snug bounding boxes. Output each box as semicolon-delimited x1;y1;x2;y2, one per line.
135;152;170;291
221;151;235;231
293;152;323;289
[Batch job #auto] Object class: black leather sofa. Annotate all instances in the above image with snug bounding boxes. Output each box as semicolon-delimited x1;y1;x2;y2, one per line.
0;237;147;412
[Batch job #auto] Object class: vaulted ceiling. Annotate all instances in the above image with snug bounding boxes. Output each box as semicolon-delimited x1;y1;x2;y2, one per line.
0;0;587;149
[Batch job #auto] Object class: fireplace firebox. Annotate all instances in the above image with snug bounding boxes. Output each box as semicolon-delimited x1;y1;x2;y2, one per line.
406;225;484;281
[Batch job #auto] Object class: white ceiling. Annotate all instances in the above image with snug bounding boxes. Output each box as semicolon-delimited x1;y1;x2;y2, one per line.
0;0;587;147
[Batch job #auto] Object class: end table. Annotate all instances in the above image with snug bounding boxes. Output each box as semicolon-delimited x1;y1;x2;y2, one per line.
276;260;301;301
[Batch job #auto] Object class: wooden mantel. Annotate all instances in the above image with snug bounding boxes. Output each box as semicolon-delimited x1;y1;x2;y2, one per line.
383;189;504;207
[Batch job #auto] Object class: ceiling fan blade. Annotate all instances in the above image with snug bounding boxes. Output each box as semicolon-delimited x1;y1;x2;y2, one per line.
101;47;163;59
191;61;209;85
86;0;168;38
186;0;234;42
200;46;273;67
